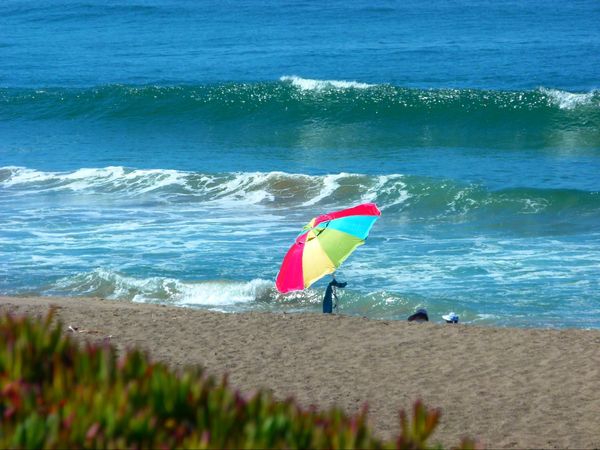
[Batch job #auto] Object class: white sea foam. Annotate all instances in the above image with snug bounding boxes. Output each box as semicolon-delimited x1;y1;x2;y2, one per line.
50;268;275;307
520;198;548;214
0;166;56;186
300;173;345;206
362;175;411;209
280;75;374;91
0;166;188;194
174;278;274;306
1;166;414;209
202;171;282;205
540;87;597;110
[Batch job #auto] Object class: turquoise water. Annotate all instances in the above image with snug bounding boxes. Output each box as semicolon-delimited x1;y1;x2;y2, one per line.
1;1;599;328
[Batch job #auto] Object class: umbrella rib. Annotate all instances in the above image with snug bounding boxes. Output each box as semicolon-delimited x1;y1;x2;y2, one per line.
308;220;330;240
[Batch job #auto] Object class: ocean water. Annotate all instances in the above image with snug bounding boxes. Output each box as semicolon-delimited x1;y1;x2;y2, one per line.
1;1;599;328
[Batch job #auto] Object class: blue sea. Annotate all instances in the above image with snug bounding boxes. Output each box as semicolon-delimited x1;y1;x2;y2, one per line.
1;0;599;328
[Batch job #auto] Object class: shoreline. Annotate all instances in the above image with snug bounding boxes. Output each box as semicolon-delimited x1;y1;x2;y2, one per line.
1;295;599;449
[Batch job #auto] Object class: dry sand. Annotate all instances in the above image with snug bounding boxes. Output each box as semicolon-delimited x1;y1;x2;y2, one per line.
1;295;599;449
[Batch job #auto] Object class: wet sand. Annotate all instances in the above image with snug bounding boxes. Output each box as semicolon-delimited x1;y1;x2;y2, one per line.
1;295;599;449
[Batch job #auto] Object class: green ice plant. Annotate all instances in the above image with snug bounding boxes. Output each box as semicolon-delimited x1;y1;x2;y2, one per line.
0;311;475;449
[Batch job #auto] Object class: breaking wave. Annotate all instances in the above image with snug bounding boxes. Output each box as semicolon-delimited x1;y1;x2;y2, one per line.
1;78;597;119
47;268;276;309
2;78;597;149
2;166;599;219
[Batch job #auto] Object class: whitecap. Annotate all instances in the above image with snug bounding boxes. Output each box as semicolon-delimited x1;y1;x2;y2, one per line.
280;75;375;91
539;87;597;110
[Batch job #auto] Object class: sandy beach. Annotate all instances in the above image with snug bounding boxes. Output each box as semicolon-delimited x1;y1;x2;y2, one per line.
1;295;599;449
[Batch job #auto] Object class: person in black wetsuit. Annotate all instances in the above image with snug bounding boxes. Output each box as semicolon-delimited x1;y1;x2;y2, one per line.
323;276;347;313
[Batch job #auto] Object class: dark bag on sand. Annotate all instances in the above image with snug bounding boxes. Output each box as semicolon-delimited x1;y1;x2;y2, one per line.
408;308;429;322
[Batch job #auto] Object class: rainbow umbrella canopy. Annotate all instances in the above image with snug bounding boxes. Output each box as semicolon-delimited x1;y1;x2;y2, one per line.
276;203;381;293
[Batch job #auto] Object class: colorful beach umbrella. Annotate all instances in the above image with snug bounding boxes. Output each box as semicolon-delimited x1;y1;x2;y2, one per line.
275;203;381;293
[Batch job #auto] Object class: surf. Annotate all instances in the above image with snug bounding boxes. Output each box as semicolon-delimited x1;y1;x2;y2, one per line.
2;166;598;219
1;79;598;121
2;79;598;151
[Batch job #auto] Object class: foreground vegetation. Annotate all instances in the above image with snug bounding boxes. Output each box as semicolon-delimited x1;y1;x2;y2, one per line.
0;311;474;449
